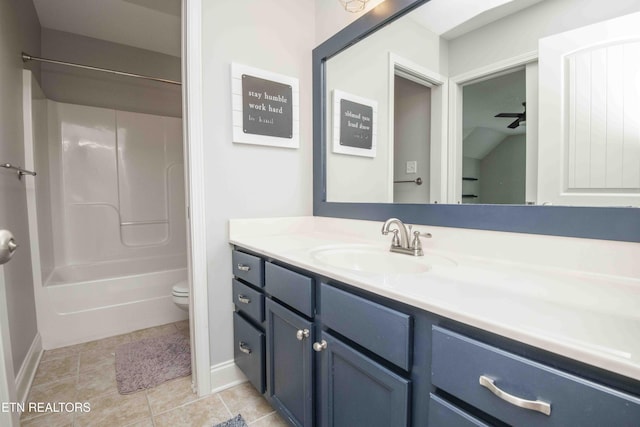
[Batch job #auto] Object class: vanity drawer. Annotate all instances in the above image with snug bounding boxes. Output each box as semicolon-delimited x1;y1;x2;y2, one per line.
265;262;313;317
428;394;491;427
233;312;265;394
232;279;264;323
431;326;640;427
232;250;264;287
320;283;411;371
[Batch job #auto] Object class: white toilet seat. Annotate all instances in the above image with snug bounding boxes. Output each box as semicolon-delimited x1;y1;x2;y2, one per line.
172;281;189;312
172;281;189;295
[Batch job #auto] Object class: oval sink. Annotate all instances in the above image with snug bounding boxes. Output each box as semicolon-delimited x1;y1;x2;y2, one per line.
310;246;437;274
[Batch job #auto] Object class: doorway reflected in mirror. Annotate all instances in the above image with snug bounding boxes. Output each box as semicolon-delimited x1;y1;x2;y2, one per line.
462;69;527;205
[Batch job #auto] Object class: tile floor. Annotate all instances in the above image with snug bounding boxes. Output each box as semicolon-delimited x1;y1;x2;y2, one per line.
21;321;287;427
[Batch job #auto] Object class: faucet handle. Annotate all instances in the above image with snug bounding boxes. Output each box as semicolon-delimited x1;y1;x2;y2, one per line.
391;229;400;248
411;231;422;251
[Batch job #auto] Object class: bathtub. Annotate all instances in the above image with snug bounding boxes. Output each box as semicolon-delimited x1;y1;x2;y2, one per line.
38;255;188;349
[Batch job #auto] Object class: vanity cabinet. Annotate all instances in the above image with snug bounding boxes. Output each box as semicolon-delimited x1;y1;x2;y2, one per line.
231;247;640;426
233;249;414;426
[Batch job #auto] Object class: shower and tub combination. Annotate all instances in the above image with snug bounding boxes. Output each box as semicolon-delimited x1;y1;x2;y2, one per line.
23;70;188;349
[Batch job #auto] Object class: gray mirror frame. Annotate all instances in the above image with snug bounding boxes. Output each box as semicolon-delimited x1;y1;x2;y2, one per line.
313;0;640;242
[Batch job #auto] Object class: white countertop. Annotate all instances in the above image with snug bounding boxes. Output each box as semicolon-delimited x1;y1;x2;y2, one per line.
229;216;640;382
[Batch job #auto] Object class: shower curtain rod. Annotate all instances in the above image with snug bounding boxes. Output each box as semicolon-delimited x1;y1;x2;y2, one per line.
21;52;181;86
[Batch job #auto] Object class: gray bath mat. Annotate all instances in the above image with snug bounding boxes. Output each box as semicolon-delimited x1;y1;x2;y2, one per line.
214;414;248;427
115;332;191;394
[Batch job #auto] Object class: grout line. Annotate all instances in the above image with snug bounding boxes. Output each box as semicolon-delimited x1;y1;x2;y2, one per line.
217;394;234;419
76;351;81;378
248;410;277;425
144;390;157;427
29;372;78;391
147;383;202;417
72;359;80;427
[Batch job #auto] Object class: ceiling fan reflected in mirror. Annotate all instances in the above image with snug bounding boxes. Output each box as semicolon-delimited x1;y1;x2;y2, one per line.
495;102;526;129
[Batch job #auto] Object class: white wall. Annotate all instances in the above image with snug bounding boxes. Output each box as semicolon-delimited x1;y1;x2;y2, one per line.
326;16;444;202
201;0;314;368
448;0;640;76
0;0;40;377
41;28;182;117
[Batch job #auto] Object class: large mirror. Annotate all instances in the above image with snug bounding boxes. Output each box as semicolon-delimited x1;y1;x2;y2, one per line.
313;0;640;241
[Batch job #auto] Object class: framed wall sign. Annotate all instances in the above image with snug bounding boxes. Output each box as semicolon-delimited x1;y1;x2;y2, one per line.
332;89;377;157
231;63;299;148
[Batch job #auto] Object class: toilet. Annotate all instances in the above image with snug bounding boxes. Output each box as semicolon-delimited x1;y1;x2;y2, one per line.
172;281;189;312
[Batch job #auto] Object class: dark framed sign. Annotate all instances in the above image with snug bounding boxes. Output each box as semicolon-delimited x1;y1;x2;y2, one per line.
232;63;299;148
332;89;377;157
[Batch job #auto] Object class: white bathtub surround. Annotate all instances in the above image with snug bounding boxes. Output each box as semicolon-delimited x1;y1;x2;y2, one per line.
229;216;640;382
47;101;187;266
23;73;188;349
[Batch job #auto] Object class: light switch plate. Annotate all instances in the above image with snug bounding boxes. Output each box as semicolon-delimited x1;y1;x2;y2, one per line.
406;161;417;174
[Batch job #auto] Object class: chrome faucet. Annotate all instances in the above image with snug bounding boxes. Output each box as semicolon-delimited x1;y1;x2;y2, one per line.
381;218;431;256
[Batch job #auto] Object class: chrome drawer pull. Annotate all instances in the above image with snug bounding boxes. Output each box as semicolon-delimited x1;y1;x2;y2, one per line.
479;375;551;416
237;264;251;272
237;295;251;304
238;341;252;355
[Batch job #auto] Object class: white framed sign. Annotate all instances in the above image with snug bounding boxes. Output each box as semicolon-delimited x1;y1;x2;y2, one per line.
231;63;299;148
332;89;377;158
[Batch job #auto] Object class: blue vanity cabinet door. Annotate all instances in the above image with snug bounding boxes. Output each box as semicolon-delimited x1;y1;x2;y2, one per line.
266;299;314;427
318;331;410;427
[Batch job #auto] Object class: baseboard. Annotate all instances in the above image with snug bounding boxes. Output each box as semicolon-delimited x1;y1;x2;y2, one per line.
15;333;43;403
209;359;247;394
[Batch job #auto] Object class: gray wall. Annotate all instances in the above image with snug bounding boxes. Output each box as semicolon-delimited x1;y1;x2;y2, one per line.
202;0;314;368
480;134;526;205
0;0;41;375
41;28;182;117
325;15;445;203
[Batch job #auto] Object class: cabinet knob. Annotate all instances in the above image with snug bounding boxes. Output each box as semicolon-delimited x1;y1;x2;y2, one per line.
237;294;251;304
237;264;251;272
313;340;327;352
296;329;310;341
238;341;252;355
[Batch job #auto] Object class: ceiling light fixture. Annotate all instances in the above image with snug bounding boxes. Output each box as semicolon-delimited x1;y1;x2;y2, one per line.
339;0;370;13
